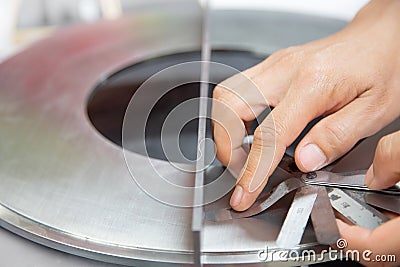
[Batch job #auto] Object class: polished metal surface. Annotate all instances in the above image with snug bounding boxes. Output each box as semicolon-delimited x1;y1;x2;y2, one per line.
192;1;211;265
276;185;318;249
0;0;381;265
310;187;340;245
365;193;400;215
328;188;388;230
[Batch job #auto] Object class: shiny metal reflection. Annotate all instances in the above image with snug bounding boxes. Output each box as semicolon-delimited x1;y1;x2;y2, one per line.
0;1;355;265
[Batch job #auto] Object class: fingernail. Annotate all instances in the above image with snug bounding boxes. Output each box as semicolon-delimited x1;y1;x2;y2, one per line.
299;144;327;171
230;185;243;207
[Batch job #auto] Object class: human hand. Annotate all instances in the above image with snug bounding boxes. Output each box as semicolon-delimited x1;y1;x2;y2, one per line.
212;0;400;211
337;130;400;267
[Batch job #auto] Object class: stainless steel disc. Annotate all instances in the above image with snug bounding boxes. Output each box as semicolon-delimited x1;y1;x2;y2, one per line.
0;1;369;266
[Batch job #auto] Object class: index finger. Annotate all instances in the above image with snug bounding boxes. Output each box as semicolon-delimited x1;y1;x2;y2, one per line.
212;81;267;177
212;59;291;176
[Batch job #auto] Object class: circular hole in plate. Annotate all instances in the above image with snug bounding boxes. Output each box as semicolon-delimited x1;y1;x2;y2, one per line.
87;50;265;162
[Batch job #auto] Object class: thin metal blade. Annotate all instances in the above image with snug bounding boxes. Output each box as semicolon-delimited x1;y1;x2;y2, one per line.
205;178;302;222
310;187;340;245
328;188;388;230
191;1;210;266
302;171;400;195
303;170;366;187
276;185;318;249
365;193;400;215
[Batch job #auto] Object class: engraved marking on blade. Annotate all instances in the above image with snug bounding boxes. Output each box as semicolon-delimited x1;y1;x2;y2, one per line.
342;189;388;224
276;186;317;249
311;187;340;245
328;188;388;230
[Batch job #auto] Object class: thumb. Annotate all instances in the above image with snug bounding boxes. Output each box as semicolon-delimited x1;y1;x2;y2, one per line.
336;218;400;267
295;98;386;172
365;130;400;190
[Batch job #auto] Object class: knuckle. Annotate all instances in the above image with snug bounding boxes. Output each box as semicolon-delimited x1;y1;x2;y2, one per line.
212;84;247;111
376;135;396;163
212;85;228;100
253;127;265;145
267;46;297;60
272;119;287;139
276;50;298;65
363;99;385;119
272;46;305;68
253;119;285;145
318;122;348;149
240;162;257;180
254;124;272;142
283;45;301;54
294;62;345;107
277;46;298;55
369;90;396;122
212;85;242;116
301;61;328;85
262;49;285;64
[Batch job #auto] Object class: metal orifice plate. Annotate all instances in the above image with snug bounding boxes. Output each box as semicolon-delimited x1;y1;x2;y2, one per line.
2;0;393;266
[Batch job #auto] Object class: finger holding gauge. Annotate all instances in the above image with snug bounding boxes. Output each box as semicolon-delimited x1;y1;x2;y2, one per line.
212;0;400;212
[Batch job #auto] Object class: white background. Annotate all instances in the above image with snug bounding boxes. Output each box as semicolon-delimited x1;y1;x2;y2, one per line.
0;0;369;60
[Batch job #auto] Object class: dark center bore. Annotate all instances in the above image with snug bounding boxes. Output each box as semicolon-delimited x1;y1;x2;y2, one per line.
87;51;265;163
